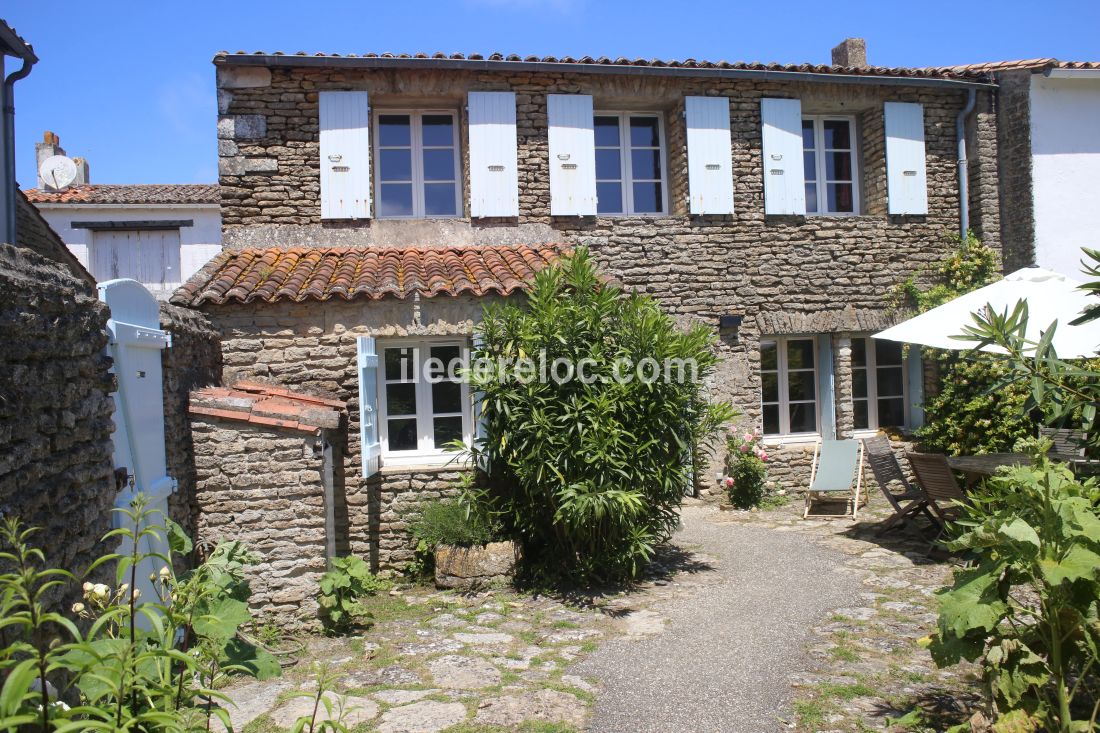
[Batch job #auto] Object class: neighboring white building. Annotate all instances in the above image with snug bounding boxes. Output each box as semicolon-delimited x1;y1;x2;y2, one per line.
24;133;221;299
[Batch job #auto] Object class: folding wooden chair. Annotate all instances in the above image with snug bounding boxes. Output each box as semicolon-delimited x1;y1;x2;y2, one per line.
805;439;865;519
906;452;970;533
862;435;936;534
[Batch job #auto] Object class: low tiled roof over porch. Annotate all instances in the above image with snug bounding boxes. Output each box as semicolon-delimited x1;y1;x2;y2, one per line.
171;244;563;306
189;381;345;433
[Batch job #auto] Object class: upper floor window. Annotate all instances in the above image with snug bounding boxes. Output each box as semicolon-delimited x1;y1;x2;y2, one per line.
375;111;461;218
595;113;667;215
852;337;906;430
761;336;818;436
802;116;859;215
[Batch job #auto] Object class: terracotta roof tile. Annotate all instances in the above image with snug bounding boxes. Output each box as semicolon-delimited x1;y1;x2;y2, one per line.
190;382;345;432
23;184;219;205
923;59;1100;75
171;244;564;306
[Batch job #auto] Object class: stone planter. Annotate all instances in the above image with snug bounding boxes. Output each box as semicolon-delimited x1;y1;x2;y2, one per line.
434;541;518;590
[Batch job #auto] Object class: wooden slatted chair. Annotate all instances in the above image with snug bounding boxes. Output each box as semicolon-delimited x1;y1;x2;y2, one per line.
906;452;970;532
1038;427;1098;473
861;435;935;534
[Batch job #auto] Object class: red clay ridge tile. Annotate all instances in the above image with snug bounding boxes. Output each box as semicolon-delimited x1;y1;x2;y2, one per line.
189;383;345;432
172;244;566;307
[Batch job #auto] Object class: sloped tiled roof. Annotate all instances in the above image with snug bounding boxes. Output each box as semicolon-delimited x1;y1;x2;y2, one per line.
924;59;1100;75
172;244;564;306
190;381;345;433
23;184;219;205
214;50;992;82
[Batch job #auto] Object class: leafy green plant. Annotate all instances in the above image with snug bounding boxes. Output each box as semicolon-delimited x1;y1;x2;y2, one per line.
0;494;278;732
411;493;499;550
287;663;353;733
463;248;735;582
723;429;771;508
317;556;389;634
895;231;1037;455
927;441;1100;731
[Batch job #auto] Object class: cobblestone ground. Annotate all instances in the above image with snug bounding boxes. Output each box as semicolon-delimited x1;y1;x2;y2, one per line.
715;498;984;732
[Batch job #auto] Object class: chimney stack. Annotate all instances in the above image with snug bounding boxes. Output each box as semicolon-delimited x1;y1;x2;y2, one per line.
831;38;867;68
35;131;89;189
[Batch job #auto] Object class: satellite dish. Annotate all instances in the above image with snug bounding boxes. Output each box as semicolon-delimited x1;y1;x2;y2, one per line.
40;155;78;190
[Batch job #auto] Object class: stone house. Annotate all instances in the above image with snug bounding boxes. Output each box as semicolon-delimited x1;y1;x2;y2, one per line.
173;38;1003;573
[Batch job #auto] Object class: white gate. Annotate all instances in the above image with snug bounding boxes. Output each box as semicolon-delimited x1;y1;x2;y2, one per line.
99;279;175;604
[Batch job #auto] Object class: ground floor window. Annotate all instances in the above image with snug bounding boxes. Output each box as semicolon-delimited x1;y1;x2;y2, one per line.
379;340;471;462
852;337;906;430
760;336;818;437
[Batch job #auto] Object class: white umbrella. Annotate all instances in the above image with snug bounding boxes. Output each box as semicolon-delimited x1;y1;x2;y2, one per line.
874;267;1100;359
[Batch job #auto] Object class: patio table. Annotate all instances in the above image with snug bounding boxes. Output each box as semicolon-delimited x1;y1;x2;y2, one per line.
947;453;1029;485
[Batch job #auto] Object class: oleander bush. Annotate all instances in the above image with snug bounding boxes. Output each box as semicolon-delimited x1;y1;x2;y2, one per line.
463;248;735;583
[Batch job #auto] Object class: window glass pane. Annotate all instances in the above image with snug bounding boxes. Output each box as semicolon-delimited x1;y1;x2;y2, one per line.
789;402;817;433
803;151;817;181
424;183;457;216
787;339;815;370
826;183;854;213
631;182;663;214
432;381;462;415
787;371;816;402
423;149;455;182
421;115;454;146
596;149;621;180
597;181;623;214
802;119;816;148
805;184;818;213
878;397;905;427
761;372;779;403
379;184;414;217
822;120;851;149
760;341;778;371
385;347;416;381
378;149;412;182
379;115;411;146
763;404;780;435
825;151;853;181
388;418;418;451
630;149;662;181
852;369;868;399
877;366;904;397
430;345;461;369
594;116;620;147
875;339;904;367
386;383;417;416
853;400;869;430
629;117;660;148
433;416;463;448
851;338;867;367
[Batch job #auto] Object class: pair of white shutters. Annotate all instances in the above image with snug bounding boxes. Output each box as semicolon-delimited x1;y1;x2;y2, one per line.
319;91;519;219
760;98;928;215
546;94;736;215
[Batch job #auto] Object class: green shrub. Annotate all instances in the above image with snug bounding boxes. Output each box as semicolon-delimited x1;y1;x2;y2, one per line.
0;495;278;732
317;556;388;634
411;497;498;549
927;440;1100;732
723;429;771;508
465;248;735;582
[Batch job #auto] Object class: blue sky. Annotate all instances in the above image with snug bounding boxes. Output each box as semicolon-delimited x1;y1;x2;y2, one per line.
6;0;1099;187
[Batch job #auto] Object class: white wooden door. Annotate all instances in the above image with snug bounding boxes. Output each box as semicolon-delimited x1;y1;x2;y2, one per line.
92;229;182;289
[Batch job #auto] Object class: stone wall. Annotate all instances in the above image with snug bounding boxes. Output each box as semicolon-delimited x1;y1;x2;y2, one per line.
14;192;94;285
994;70;1036;271
192;417;329;626
160;304;223;539
0;241;115;592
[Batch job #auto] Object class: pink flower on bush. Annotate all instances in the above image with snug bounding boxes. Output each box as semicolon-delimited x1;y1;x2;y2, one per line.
740;443;751;453
743;432;754;443
759;452;768;462
724;476;735;488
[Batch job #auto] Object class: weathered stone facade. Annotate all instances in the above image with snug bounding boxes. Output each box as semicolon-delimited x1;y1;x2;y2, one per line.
993;69;1036;272
0;233;115;593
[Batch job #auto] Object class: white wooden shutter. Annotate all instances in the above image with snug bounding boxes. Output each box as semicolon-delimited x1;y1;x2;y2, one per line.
471;332;489;471
319;91;371;220
817;334;836;439
760;98;806;216
884;102;928;215
906;347;925;429
357;336;381;477
547;94;597;216
685;96;734;215
469;92;519;218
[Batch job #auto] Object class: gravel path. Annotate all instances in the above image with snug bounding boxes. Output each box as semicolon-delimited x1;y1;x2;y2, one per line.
573;504;862;733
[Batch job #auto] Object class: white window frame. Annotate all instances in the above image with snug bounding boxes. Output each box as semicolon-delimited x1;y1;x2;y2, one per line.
851;336;909;433
594;111;669;216
760;335;820;438
373;110;462;219
802;115;861;216
377;339;473;466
